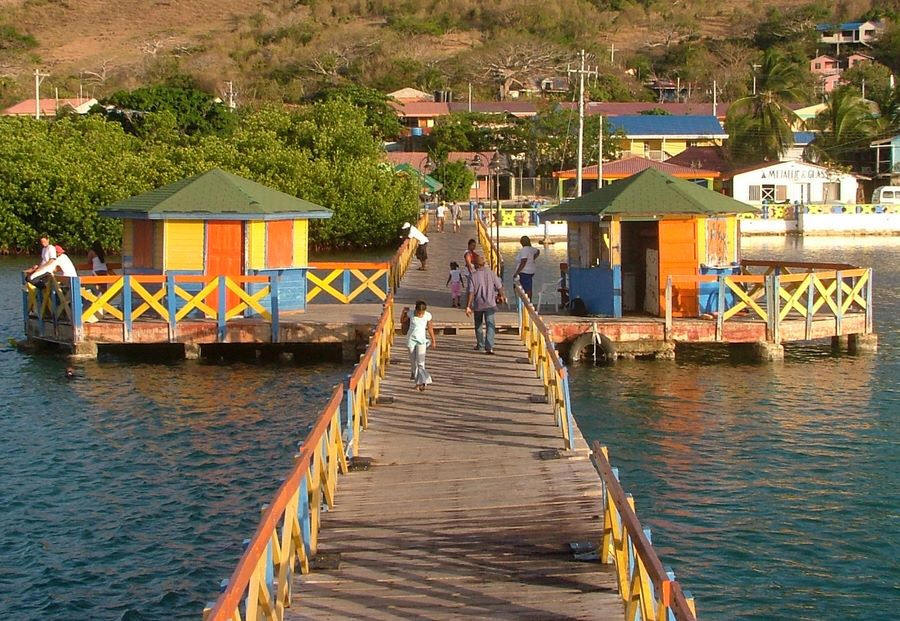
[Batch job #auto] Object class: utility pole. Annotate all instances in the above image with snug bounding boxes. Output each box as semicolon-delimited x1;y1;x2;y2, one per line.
751;63;761;96
861;78;866;100
33;69;49;120
224;81;236;109
609;44;616;65
468;82;472;112
712;79;718;118
568;50;598;197
597;115;604;191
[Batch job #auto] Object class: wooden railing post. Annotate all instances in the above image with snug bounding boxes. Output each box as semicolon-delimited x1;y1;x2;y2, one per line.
217;276;227;343
835;269;843;337
269;275;279;343
70;276;83;342
166;273;177;342
865;268;873;333
665;276;673;340
715;275;725;342
122;275;133;343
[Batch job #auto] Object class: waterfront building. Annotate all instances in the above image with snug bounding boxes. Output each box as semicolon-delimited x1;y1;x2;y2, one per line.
99;168;332;310
552;154;720;198
871;135;900;181
542;168;755;317
723;160;861;206
607;115;728;162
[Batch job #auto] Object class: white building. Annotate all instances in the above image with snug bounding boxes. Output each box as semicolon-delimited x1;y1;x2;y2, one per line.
725;161;859;206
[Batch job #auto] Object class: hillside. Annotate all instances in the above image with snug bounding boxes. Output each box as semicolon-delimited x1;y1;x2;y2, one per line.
0;0;885;105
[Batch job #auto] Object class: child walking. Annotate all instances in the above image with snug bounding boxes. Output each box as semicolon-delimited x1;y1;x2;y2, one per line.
446;261;463;308
402;301;437;391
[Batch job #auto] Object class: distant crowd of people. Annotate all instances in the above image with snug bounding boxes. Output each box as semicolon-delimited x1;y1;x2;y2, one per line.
401;203;555;391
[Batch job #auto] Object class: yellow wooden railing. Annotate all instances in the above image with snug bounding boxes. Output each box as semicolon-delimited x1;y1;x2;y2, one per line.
663;260;873;342
388;210;429;294
514;280;698;618
514;281;575;450
475;212;502;276
593;443;698;621
204;295;396;621
739;203;900;219
344;294;394;457
305;262;389;304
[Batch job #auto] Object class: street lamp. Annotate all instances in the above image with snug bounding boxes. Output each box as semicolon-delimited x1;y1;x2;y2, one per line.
488;153;503;277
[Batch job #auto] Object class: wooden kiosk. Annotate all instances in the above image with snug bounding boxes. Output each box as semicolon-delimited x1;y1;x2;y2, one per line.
101;168;332;310
542;168;756;317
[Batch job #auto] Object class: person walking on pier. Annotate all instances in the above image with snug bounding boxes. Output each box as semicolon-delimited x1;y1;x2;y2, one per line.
446;261;463;308
436;202;447;232
450;202;462;233
466;254;506;354
402;300;437;391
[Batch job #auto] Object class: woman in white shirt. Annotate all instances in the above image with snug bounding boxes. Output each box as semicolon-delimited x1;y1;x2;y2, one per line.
402;300;438;391
86;241;108;275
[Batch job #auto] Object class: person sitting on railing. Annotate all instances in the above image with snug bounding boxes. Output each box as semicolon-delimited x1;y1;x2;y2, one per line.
28;245;77;285
24;235;57;278
402;221;429;271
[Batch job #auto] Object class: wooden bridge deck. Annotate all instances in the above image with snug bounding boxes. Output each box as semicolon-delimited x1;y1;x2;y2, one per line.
282;224;621;619
285;333;620;620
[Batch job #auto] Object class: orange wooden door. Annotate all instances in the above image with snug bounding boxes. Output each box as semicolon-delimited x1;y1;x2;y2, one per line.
658;218;698;317
206;220;243;311
266;220;293;267
133;220;154;268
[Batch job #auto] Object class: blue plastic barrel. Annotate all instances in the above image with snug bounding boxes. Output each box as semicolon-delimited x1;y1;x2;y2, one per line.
698;263;740;314
410;127;424;137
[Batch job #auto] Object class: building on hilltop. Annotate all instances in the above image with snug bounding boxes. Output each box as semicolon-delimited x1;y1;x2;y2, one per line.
816;21;883;50
2;97;97;117
387;88;434;102
607;115;728;162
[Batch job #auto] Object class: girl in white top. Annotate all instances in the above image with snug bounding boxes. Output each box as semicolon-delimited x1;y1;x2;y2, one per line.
446;261;463;308
402;300;437;391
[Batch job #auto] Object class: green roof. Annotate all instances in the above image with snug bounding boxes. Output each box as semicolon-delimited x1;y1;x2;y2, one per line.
543;168;758;219
395;163;443;192
100;168;333;221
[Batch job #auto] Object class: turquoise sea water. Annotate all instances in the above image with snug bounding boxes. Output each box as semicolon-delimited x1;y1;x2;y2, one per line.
501;237;899;620
0;257;346;619
1;237;897;619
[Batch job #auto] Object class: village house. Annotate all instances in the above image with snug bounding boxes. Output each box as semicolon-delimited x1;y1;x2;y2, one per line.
447;101;539;118
607;115;728;161
389;101;450;137
1;97;97;117
816;21;883;49
870;135;900;181
664;146;732;177
386;87;434;102
552;155;720;198
559;101;730;121
384;151;509;201
724;161;860;206
809;54;842;93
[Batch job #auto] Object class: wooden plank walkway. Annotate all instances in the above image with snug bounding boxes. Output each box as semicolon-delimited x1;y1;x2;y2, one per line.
284;222;622;619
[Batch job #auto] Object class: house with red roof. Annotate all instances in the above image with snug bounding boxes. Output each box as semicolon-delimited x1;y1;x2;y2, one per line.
384;151;507;200
552;155;720;199
2;97;98;117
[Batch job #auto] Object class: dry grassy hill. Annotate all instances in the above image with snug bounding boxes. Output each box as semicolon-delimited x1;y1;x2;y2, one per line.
0;0;871;104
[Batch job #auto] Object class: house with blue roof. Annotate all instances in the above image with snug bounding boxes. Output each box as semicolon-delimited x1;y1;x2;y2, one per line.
608;115;728;162
817;21;883;48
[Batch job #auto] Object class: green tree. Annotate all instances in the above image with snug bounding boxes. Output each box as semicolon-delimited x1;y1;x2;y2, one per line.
726;49;806;163
804;86;877;166
318;84;403;140
430;160;476;203
842;61;895;113
426;113;496;160
102;85;236;136
871;21;900;72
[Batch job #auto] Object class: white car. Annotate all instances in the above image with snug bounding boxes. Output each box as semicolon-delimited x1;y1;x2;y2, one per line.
871;186;900;204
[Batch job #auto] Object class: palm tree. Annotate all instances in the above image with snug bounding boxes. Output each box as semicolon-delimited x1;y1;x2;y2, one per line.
804;86;876;165
726;49;806;162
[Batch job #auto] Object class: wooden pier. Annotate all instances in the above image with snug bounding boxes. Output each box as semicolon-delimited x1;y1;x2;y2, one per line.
202;219;698;621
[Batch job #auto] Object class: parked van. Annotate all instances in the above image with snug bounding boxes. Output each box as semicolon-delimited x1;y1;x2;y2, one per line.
872;186;900;204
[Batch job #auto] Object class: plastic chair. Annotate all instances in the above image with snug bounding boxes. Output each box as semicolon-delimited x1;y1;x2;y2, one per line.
535;279;562;312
